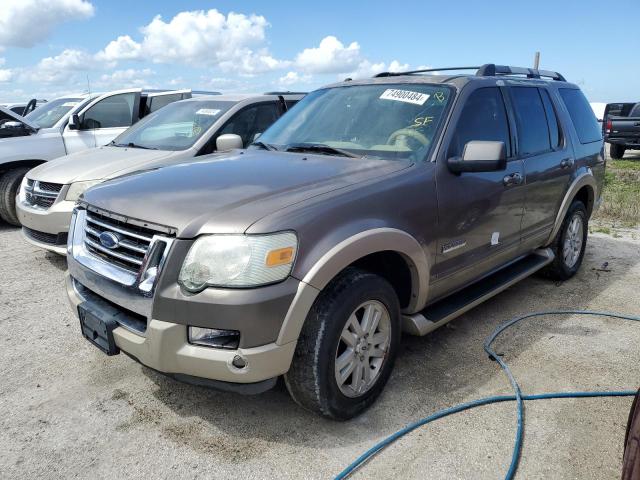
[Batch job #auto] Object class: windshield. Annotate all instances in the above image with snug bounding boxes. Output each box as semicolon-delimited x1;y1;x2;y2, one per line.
257;84;452;161
112;100;236;151
25;97;83;128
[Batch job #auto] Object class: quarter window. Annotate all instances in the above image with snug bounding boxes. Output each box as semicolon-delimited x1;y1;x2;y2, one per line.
511;87;551;156
448;87;511;158
81;93;136;129
559;88;602;144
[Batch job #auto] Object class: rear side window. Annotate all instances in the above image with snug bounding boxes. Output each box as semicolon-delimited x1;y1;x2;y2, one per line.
540;89;562;149
510;87;550;156
448;87;511;158
558;88;602;144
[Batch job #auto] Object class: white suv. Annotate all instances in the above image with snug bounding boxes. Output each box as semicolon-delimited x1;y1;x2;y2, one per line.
0;89;193;225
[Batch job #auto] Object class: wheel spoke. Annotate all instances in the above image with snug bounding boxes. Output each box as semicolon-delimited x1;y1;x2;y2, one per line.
348;313;365;337
352;362;364;392
361;304;375;333
340;329;357;348
371;330;389;347
369;346;386;358
362;361;372;384
336;349;354;370
338;357;356;384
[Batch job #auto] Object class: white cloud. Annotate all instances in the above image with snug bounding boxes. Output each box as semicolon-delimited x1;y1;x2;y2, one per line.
295;36;361;74
20;49;97;84
0;0;94;48
97;68;154;88
0;69;12;82
345;59;409;79
98;9;287;74
278;71;312;87
96;35;142;62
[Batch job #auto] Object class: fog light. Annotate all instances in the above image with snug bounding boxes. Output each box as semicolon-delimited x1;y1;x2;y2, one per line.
232;355;247;369
188;327;240;349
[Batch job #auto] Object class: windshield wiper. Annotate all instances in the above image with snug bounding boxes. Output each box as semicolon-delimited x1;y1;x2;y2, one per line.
251;141;277;151
284;143;361;158
113;142;158;150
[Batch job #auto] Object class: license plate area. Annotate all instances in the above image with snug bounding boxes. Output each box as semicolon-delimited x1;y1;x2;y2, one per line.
78;302;120;356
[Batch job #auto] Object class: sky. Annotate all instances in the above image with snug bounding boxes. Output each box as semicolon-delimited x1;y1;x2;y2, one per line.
0;0;638;103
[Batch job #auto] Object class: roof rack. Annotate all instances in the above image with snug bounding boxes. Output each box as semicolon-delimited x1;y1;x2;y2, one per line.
373;64;566;82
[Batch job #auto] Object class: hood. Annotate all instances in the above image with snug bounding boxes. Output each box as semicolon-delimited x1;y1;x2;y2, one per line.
0;105;39;130
28;146;181;184
83;149;411;237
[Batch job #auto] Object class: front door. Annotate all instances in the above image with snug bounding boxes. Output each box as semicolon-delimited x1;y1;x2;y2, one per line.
430;86;525;299
63;89;141;154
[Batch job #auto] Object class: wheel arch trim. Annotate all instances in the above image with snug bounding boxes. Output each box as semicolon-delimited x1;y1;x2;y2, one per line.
277;228;430;346
544;172;597;246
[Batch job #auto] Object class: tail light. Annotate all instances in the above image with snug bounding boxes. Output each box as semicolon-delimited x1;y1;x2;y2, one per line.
605;118;612;134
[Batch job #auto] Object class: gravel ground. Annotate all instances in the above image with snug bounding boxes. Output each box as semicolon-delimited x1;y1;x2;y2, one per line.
1;224;639;479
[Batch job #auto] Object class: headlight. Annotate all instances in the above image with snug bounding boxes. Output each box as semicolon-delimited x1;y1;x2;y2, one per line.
17;176;29;203
65;180;101;202
178;232;297;291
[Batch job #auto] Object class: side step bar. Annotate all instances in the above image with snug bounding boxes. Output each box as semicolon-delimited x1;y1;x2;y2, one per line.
402;248;554;336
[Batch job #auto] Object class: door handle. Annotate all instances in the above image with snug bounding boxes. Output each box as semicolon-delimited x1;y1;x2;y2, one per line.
560;158;574;169
503;172;523;186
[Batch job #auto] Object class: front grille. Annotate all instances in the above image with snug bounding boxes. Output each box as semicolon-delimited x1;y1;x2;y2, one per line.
83;210;159;274
23;179;63;210
23;227;68;246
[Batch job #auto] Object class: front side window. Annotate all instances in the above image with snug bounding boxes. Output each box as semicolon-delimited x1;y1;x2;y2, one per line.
113;100;236;151
448;87;511;158
25;97;83;128
81;93;136;129
559;88;602;144
511;87;551;156
257;84;453;161
215;103;280;148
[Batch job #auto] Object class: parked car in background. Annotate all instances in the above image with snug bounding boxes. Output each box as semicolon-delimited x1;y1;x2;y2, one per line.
65;64;604;419
18;93;304;254
603;102;640;159
0;89;194;225
0;99;47;116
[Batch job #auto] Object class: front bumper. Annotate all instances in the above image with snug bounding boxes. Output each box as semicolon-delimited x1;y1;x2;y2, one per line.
17;198;74;254
66;272;298;386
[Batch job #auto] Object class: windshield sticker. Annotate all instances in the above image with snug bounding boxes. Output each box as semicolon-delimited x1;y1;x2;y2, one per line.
380;89;430;105
62;102;79;107
412;116;434;128
196;108;221;116
434;91;446;103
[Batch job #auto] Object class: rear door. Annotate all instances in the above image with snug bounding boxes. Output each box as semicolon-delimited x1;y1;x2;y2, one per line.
509;86;573;246
63;89;141;154
432;86;525;296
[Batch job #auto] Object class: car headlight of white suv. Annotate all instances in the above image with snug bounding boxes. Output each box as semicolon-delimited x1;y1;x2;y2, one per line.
178;232;297;292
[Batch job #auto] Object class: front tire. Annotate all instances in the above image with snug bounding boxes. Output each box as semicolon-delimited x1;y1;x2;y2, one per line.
0;167;30;226
284;267;401;420
542;200;588;280
610;144;626;159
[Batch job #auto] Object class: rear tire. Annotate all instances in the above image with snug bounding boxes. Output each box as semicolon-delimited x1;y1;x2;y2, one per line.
0;167;30;226
284;267;401;420
541;200;588;280
610;144;626;159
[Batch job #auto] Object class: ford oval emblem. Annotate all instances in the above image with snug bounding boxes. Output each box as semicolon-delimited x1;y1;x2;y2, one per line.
99;231;121;250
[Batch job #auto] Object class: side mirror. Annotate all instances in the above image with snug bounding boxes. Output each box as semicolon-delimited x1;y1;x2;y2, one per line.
68;114;80;130
447;141;507;174
216;133;243;151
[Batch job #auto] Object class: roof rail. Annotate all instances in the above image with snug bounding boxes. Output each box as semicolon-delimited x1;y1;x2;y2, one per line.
263;91;307;95
476;64;566;81
374;67;479;78
373;64;566;82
